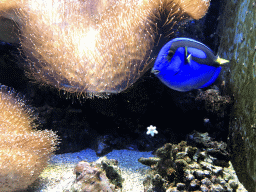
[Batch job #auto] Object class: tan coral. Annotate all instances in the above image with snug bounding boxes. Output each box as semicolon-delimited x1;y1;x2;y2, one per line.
0;85;58;192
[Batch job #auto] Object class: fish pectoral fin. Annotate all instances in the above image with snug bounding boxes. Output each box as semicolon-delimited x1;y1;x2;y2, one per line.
216;56;229;65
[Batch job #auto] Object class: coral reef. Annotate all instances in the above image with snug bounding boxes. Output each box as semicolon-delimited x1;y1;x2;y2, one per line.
0;85;58;191
72;157;122;191
167;86;232;140
195;88;232;118
0;0;209;96
139;131;239;191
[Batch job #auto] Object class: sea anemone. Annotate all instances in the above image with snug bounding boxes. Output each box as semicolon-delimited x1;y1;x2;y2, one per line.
0;85;58;191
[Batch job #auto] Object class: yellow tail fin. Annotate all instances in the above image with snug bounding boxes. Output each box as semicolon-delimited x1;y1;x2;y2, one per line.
216;56;229;65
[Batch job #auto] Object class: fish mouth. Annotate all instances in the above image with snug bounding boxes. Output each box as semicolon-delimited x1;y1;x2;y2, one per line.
151;69;160;75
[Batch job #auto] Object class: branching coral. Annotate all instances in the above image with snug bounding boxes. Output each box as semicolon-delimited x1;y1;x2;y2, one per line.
0;85;58;191
0;0;210;96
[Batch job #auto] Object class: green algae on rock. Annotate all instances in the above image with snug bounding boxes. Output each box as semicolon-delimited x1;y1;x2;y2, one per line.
217;0;256;191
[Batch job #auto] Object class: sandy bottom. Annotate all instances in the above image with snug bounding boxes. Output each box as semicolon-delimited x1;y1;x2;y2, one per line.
33;149;247;192
37;149;153;192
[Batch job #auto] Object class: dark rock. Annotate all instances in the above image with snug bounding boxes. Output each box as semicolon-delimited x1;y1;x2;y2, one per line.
176;152;187;159
176;182;185;190
212;166;223;176
186;146;198;159
218;0;256;190
198;151;207;161
203;170;211;178
194;170;205;180
201;178;212;186
166;187;179;192
210;175;220;184
200;184;209;192
175;159;188;170
189;179;200;190
94;135;113;156
138;157;161;167
188;131;230;167
99;158;123;188
218;178;226;186
152;174;165;191
210;184;224;192
154;143;173;159
222;183;232;192
228;179;238;190
185;173;195;182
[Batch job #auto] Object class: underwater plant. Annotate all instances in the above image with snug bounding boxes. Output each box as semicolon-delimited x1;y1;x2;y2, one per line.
0;85;58;191
0;0;210;97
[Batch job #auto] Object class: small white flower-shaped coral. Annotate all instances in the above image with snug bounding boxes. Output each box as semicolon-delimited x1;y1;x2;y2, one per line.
146;125;158;137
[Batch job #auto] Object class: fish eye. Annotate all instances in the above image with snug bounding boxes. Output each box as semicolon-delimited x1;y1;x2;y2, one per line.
168;49;174;56
166;49;174;61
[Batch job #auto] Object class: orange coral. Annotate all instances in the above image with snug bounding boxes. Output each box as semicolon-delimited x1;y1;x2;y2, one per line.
0;0;20;12
179;0;210;19
0;85;58;191
0;0;210;96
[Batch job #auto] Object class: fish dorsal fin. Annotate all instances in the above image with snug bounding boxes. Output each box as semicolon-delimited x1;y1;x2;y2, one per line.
185;46;188;57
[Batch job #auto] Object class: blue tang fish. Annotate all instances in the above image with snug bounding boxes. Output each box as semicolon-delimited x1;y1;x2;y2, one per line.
151;38;229;92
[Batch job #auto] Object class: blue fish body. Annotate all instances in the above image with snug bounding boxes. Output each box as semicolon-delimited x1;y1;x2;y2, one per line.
151;38;229;92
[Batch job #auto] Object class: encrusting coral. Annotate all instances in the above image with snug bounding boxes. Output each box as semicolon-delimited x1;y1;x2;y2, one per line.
0;0;210;96
139;132;239;191
0;85;58;192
